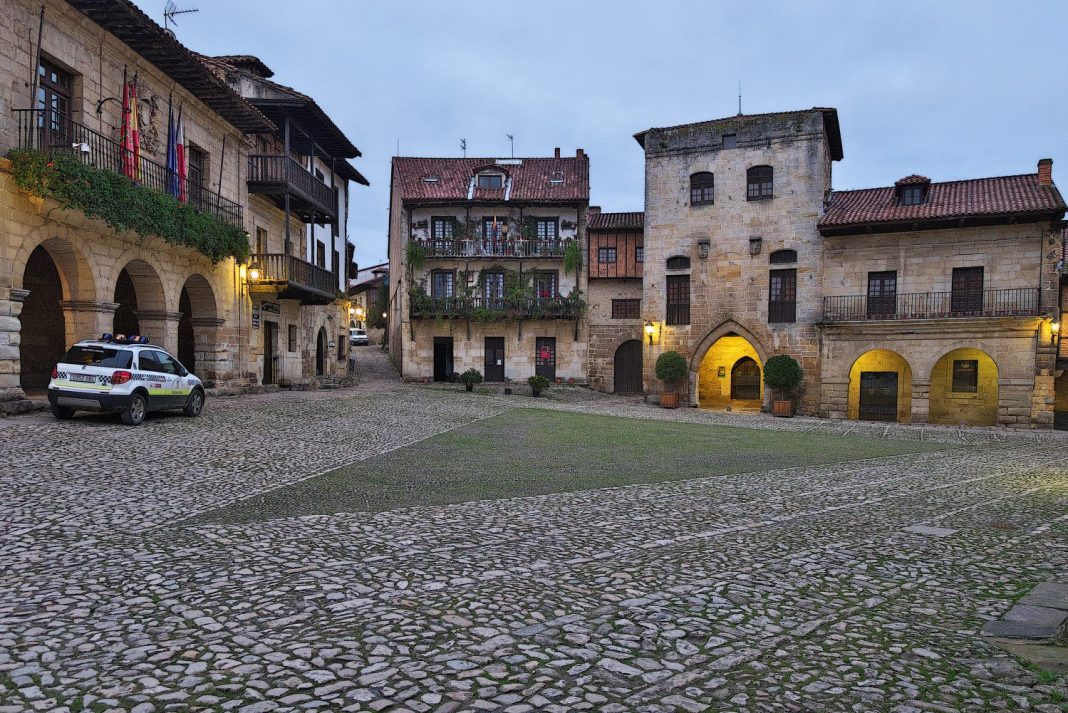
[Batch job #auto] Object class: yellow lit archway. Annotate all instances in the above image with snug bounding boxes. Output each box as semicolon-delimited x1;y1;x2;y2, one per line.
697;335;763;409
929;348;998;426
848;349;912;423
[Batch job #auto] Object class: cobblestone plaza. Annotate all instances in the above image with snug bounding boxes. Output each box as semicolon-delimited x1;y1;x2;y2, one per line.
1;352;1067;712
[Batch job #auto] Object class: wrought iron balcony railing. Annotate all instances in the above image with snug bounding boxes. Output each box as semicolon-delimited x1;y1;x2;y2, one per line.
248;252;338;304
413;238;566;259
822;288;1041;322
247;154;337;221
410;295;583;320
14;108;242;228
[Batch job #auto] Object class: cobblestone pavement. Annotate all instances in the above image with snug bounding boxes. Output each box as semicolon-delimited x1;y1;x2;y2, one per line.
1;349;1067;712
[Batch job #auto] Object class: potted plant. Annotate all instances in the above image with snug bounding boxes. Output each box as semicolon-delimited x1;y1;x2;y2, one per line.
655;350;687;409
459;368;483;392
528;375;551;397
764;354;802;417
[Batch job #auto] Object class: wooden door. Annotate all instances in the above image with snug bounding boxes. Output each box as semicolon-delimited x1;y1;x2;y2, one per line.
433;337;453;382
731;358;761;400
263;321;277;385
535;337;556;380
859;371;898;422
484;337;505;382
613;340;643;393
951;267;984;315
867;271;897;318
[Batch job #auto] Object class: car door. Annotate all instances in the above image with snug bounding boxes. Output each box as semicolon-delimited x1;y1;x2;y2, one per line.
155;352;191;407
137;351;168;410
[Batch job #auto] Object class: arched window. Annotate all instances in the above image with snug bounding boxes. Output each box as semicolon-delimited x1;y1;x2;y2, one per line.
747;165;773;200
666;256;690;271
690;172;714;206
769;249;797;264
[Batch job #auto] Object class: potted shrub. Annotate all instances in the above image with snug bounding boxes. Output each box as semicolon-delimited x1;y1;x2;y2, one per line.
655;350;687;409
528;375;551;397
764;354;803;417
459;368;483;392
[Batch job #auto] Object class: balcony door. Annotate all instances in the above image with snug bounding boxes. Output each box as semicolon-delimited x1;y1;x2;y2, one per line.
36;58;72;149
951;267;984;315
535;337;556;380
433;337;454;382
867;271;897;318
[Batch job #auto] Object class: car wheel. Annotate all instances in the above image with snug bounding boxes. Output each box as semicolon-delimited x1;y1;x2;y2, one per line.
183;389;204;417
51;404;75;420
121;393;147;426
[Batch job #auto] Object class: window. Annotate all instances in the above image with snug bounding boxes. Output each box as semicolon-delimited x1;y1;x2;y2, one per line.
951;360;979;393
315;241;326;268
747;165;773;200
612;299;641;319
951;267;984;314
690;172;715;206
37;57;72;145
288;325;297;352
666;275;690;325
422;175;440;183
431;216;454;240
666;256;690;271
477;174;503;189
141;351;181;375
255;227;267;254
483;271;505;301
535;218;559;241
187;145;206;187
867;271;897;318
62;346;131;369
900;185;924;206
315;168;325;183
768;269;797;323
482;216;504;240
635;246;644;263
598;246;617;263
549;171;565;185
533;272;558;299
431;270;455;298
722;134;737;149
769;249;797;265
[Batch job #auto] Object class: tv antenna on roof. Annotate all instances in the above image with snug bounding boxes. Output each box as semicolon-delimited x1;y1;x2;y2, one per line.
163;1;199;31
460;138;466;158
737;80;742;115
506;134;514;158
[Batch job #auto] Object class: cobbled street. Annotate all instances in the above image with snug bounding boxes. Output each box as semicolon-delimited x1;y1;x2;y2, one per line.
1;350;1067;712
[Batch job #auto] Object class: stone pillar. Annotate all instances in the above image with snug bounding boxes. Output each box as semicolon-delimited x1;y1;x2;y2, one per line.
135;310;182;355
0;288;28;400
60;300;118;344
911;380;930;425
191;316;226;385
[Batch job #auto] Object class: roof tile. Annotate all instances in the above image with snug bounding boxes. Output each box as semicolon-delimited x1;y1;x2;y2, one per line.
589;212;644;231
393;157;589;203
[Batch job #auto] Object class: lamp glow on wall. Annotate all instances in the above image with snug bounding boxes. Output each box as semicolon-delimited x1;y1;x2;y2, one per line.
355;306;365;319
644;320;657;345
246;260;262;283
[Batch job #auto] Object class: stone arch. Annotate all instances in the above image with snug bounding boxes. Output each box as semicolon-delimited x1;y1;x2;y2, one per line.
178;274;222;382
112;259;169;347
17;237;98;392
847;349;912;423
315;326;328;376
928;347;998;426
696;333;765;409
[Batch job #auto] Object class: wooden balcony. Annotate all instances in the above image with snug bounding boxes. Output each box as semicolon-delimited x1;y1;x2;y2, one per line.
822;288;1041;322
247;155;337;222
412;238;566;259
248;253;338;304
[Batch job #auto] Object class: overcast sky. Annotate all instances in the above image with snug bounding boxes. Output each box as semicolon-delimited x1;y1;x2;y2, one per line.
134;0;1068;269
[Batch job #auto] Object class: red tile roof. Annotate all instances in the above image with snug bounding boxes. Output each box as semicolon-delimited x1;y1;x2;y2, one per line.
589;211;644;231
894;174;930;186
393;156;589;204
819;172;1065;234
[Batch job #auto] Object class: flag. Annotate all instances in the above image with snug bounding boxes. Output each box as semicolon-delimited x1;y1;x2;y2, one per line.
120;68;132;178
165;94;178;197
129;79;141;181
175;105;186;202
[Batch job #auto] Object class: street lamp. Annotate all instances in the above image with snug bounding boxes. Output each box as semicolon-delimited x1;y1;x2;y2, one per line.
355;307;365;319
247;260;262;283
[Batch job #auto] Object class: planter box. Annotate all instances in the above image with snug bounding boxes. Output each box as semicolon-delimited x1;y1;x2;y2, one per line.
772;400;794;418
660;392;679;409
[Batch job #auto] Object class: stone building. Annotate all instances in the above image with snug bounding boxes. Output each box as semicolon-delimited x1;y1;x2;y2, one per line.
634;108;1066;427
388;152;590;382
0;0;365;411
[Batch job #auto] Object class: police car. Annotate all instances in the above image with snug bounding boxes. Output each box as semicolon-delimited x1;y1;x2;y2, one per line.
48;334;205;426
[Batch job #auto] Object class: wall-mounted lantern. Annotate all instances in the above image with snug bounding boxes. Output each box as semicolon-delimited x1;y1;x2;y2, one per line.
644;320;659;346
749;236;763;256
697;239;710;260
247;261;262;283
355;306;365;320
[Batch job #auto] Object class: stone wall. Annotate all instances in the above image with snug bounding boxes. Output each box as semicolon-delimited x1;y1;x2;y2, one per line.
587;278;642;392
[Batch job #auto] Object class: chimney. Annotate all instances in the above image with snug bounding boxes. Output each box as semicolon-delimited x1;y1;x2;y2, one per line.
553;147;560;158
588;205;601;215
576;148;585;158
1038;158;1053;186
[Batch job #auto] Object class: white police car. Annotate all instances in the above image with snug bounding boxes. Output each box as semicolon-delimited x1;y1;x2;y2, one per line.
48;334;205;426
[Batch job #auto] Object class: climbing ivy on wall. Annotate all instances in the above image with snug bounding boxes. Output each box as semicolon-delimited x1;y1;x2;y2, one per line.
8;148;249;263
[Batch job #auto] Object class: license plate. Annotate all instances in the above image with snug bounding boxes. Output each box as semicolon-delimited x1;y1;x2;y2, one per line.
70;374;96;383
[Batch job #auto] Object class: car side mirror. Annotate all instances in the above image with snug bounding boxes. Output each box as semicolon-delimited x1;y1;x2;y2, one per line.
178;367;189;377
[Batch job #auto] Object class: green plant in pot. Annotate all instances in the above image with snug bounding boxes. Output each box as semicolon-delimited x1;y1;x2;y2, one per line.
654;350;687;408
528;375;551;397
459;368;483;392
764;354;802;417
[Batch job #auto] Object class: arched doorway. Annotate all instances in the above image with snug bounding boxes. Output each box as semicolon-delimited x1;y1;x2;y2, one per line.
929;348;998;426
697;334;763;409
848;349;912;423
315;328;327;376
113;260;166;342
20;246;66;391
177;274;218;377
613;340;643;393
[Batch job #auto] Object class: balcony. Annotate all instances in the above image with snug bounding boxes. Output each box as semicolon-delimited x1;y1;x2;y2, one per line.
822;288;1041;322
410;295;583;320
248;253;338;304
247;155;337;222
413;238;566;260
14;108;243;227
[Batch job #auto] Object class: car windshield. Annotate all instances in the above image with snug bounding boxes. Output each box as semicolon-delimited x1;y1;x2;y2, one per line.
62;346;133;369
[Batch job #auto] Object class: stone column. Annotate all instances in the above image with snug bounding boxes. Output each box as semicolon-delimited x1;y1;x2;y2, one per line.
0;288;28;400
911;379;930;425
135;310;182;354
191;316;226;385
60;300;118;344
